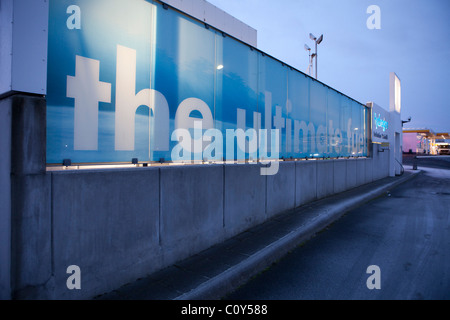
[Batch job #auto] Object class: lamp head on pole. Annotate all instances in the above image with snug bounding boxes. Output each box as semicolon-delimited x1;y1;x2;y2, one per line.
317;34;323;45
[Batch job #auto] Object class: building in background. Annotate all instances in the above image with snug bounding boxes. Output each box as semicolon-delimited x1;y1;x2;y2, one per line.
403;129;450;155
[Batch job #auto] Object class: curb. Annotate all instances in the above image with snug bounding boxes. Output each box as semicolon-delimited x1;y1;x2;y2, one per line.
175;170;421;300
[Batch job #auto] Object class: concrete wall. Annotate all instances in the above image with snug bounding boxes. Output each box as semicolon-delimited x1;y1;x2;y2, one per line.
333;160;347;194
0;98;12;299
224;163;266;237
372;143;390;180
316;161;334;199
8;95;49;299
9;156;390;299
296;161;317;206
160;164;225;266
3;96;392;300
266;162;296;218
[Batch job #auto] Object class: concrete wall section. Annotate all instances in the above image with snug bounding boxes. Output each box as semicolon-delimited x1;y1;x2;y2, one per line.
333;160;347;194
381;150;390;179
8;94;49;299
160;164;225;266
316;161;334;199
224;163;266;238
266;161;296;218
8;154;393;299
51;168;161;300
365;158;374;184
372;145;390;181
11;174;52;299
356;158;367;186
0;98;12;299
346;159;357;190
295;161;317;207
11;96;46;175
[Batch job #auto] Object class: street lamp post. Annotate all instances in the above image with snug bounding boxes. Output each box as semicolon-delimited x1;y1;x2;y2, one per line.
309;33;323;79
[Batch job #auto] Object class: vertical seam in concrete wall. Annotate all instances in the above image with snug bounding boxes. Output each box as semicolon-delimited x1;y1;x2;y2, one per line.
264;169;267;217
316;162;318;200
325;160;334;194
50;172;54;276
0;97;12;299
294;162;297;208
316;161;318;200
222;165;225;228
388;149;392;177
371;146;375;181
158;167;162;246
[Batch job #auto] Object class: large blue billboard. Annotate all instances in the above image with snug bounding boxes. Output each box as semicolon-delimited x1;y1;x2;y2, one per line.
46;0;369;164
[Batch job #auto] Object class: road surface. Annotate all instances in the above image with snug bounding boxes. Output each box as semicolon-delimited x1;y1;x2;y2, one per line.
225;161;450;300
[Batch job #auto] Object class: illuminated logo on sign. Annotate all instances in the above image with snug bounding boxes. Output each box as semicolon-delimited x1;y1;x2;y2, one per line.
374;113;388;132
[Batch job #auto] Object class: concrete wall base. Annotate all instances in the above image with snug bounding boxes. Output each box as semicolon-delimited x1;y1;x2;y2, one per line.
14;157;390;299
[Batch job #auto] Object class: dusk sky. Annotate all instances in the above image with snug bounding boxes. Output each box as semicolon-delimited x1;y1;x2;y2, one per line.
207;0;450;133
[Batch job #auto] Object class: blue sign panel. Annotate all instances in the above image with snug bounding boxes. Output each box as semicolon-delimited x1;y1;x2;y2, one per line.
47;0;369;164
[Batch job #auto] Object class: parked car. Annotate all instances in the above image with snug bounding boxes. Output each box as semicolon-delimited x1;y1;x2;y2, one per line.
436;143;450;155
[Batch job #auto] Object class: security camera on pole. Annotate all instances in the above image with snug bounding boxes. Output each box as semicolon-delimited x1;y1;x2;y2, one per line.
304;44;313;76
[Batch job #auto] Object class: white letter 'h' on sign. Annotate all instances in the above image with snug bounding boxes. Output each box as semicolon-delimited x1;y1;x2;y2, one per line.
115;45;169;151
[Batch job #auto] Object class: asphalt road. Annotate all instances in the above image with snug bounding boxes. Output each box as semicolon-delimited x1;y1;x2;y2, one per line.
225;160;450;300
